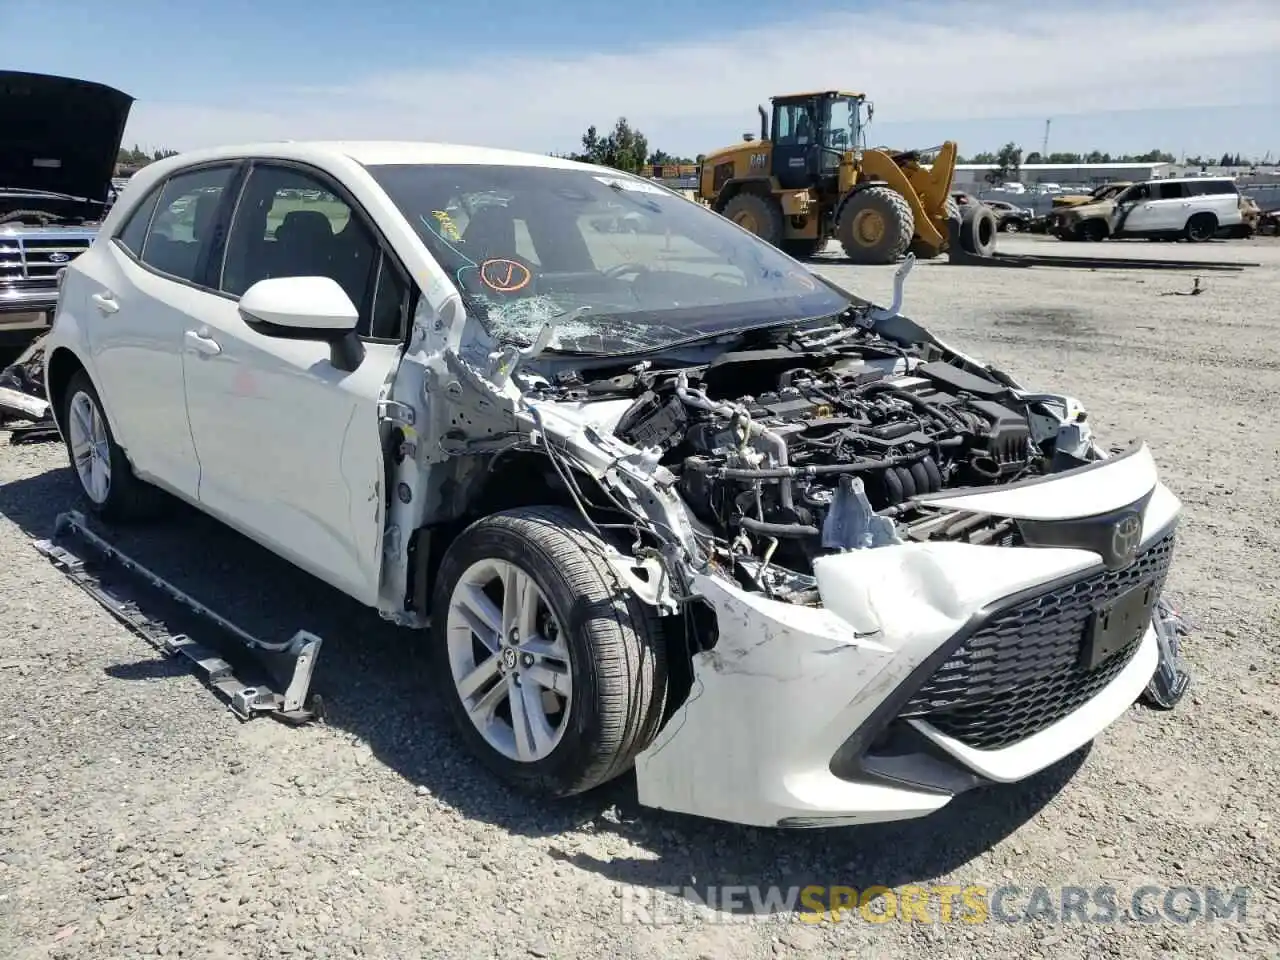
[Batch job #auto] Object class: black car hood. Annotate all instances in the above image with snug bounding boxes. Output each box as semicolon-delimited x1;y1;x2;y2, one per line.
0;71;134;204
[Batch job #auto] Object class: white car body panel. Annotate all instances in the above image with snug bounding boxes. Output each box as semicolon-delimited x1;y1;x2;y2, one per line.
1116;200;1163;234
41;139;1189;828
70;238;201;495
179;286;397;606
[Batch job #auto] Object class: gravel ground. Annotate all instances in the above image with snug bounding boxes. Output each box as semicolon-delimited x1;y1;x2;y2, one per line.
2;234;1277;959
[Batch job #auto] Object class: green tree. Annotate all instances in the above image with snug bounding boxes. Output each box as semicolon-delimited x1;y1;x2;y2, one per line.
116;144;179;168
647;149;695;166
985;142;1023;185
571;118;650;173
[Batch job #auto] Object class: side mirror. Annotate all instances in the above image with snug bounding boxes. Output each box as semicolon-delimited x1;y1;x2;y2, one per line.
239;276;364;371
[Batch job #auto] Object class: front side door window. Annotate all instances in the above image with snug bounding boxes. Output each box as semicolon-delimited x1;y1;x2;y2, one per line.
219;167;408;339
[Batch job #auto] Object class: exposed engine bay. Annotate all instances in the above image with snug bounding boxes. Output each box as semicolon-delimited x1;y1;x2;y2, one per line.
521;317;1095;601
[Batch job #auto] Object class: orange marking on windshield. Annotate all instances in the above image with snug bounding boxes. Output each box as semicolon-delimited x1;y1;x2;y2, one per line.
480;258;531;293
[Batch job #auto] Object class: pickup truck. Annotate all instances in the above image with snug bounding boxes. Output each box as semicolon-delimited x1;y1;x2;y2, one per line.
0;69;132;349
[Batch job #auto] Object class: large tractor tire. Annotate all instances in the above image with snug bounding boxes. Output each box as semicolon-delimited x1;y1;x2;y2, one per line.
959;203;999;257
908;197;961;259
946;196;962;228
720;191;785;247
836;186;915;264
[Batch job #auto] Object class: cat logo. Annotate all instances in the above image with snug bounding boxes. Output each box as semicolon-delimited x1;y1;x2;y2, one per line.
749;152;767;170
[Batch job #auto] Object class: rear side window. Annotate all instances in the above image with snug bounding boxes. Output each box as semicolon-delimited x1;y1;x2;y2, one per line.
139;166;236;285
115;186;161;257
1186;180;1238;197
1156;182;1185;200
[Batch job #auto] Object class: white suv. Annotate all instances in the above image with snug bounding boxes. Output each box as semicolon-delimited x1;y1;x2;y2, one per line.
42;141;1188;828
1109;176;1246;241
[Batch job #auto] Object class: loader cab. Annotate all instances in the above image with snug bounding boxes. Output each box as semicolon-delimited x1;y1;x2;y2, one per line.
769;91;869;191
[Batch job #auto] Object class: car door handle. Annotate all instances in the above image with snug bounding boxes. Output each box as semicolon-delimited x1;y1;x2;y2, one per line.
90;292;119;314
184;329;222;357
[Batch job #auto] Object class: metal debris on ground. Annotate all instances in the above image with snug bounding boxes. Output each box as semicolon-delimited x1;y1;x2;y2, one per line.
0;332;58;441
33;510;325;724
1160;277;1205;296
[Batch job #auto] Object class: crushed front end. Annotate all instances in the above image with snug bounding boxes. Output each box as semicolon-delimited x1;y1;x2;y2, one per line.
384;237;1191;828
630;443;1187;827
501;300;1192;828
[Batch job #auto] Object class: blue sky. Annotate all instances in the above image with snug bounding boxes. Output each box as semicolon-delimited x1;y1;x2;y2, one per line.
6;0;1279;160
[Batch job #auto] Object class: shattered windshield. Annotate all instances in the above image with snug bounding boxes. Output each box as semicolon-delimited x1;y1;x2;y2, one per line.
366;163;849;354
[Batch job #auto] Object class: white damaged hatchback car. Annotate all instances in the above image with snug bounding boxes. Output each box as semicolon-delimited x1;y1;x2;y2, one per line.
43;142;1191;828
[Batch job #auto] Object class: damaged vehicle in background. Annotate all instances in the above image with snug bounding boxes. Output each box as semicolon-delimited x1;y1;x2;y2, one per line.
0;70;132;432
42;141;1191;828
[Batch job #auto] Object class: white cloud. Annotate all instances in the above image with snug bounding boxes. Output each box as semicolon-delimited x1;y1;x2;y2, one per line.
123;0;1280;156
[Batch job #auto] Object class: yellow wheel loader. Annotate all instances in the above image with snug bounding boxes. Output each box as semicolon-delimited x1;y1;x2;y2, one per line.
695;91;995;264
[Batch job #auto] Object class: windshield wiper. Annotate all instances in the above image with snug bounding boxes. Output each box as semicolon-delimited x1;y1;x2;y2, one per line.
0;188;101;203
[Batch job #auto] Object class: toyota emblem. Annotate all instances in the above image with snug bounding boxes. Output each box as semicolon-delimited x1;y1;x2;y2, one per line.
1110;513;1143;567
49;252;71;263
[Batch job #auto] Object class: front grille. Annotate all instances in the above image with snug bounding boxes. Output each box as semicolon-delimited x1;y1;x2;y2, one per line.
898;531;1177;750
0;235;92;284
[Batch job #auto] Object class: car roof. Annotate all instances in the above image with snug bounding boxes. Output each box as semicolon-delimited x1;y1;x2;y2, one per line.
142;140;604;173
1142;176;1236;185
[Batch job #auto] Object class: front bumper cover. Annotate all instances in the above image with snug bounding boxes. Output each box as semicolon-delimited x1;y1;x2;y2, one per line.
632;443;1184;828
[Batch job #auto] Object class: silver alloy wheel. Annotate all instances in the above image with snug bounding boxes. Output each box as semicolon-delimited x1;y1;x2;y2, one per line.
67;390;112;504
445;558;573;763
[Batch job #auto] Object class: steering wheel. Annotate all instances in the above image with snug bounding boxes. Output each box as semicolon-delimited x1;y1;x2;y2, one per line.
603;262;651;281
470;253;539;298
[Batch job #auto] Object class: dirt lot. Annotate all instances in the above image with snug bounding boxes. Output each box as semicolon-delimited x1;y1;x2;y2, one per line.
2;235;1277;959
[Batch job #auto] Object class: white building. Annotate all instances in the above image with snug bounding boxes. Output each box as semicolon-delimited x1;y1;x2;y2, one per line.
953;161;1173;192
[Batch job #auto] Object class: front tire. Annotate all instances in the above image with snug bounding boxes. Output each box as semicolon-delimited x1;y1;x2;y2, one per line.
430;506;669;798
719;191;785;247
59;370;164;521
836;185;915;264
